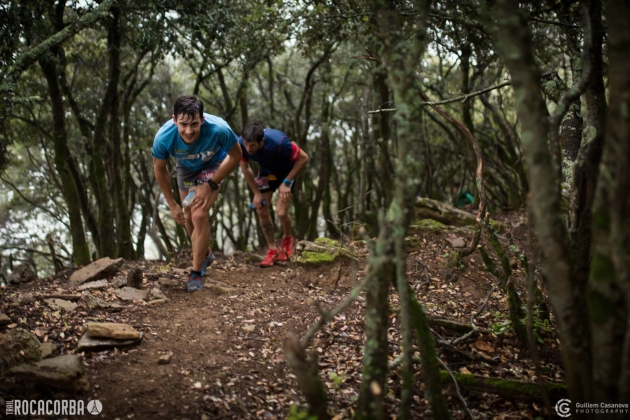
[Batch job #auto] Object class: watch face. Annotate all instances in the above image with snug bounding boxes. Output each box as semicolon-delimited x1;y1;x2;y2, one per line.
284;180;292;187
208;179;218;190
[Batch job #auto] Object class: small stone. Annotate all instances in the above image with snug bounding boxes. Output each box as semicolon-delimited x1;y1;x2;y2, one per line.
77;332;143;351
111;275;127;288
44;298;78;313
158;277;180;288
115;287;150;301
107;303;125;312
157;352;173;365
127;267;143;289
193;382;202;389
40;342;56;359
84;294;111;310
16;293;35;305
84;322;141;340
78;280;109;291
146;299;166;306
150;287;168;301
447;237;466;248
0;312;11;326
241;325;256;332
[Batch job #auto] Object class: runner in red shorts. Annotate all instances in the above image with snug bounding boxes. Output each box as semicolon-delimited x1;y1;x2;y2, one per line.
239;123;309;267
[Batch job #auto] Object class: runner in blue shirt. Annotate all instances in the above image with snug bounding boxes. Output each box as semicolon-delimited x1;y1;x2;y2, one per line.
239;123;309;267
152;95;241;291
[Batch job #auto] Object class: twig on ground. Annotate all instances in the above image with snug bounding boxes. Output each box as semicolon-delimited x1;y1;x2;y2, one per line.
438;357;476;420
451;284;497;345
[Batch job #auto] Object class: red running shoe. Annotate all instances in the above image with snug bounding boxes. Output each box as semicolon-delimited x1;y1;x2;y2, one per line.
260;249;280;267
281;236;295;258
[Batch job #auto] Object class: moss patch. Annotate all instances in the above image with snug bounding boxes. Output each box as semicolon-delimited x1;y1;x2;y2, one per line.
314;237;340;247
298;251;337;264
416;219;447;228
443;251;462;269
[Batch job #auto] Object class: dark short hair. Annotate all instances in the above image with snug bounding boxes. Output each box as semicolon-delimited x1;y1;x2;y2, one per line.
242;122;264;143
173;95;203;120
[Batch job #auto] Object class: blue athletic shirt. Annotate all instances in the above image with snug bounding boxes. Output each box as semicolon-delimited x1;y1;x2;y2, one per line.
152;113;238;172
239;129;301;176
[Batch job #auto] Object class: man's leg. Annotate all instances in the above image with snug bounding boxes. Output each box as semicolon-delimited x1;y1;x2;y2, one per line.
190;188;220;271
256;190;277;250
180;190;194;237
276;190;295;257
276;190;293;238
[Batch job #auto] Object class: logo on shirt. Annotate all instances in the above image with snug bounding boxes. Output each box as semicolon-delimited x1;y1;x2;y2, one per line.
181;151;215;161
174;148;188;154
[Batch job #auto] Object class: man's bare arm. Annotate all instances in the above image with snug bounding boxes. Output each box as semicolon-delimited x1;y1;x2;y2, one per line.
153;157;185;225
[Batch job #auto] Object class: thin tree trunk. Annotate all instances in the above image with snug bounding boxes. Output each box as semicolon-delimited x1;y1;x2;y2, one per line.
490;0;592;403
108;5;134;260
590;0;630;406
39;54;90;266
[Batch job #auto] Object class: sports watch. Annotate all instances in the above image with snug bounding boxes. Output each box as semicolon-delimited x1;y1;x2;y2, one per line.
283;178;294;188
207;178;219;191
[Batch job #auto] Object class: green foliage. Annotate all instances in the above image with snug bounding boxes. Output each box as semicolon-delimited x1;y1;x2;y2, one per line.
286;404;317;420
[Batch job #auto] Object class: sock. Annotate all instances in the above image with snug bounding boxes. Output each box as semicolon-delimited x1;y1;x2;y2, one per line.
191;270;201;276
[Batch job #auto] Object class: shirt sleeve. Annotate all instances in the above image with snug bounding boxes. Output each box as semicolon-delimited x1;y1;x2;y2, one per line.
238;138;248;162
151;132;170;160
217;125;238;152
278;137;300;162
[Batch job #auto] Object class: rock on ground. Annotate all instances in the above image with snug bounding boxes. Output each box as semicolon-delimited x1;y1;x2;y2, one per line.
70;257;124;285
115;287;150;301
0;329;42;372
7;264;37;285
127;267;143;288
84;322;141;340
10;354;90;392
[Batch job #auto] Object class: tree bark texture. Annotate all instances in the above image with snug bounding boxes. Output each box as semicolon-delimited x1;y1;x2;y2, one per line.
39;52;91;266
490;0;592;403
589;0;630;406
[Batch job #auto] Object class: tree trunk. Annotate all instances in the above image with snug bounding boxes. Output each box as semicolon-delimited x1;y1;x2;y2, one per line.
39;55;91;266
589;0;630;406
108;5;134;260
491;0;592;404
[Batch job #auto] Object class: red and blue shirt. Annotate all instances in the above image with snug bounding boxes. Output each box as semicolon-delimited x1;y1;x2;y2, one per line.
239;129;300;177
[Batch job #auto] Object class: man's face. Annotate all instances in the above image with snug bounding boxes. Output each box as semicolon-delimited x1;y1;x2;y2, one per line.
173;113;203;144
243;139;264;155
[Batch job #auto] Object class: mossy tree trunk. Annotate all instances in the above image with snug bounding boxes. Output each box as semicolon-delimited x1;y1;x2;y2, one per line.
356;1;450;419
107;4;134;260
39;51;91;267
490;0;630;411
491;0;593;404
589;0;630;406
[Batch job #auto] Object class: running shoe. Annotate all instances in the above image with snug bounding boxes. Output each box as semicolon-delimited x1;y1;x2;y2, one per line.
187;272;203;292
201;250;215;276
281;236;295;258
260;249;280;267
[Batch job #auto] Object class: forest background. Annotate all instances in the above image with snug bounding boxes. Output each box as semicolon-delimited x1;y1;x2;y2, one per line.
1;0;629;417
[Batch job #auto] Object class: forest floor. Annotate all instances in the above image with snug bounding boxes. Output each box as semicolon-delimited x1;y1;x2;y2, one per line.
0;210;566;419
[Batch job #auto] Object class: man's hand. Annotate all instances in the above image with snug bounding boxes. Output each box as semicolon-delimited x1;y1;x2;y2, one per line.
190;183;216;210
253;192;265;209
169;203;186;225
279;184;292;201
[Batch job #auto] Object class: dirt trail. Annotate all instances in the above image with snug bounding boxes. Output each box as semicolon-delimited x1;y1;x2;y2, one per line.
2;213;566;419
